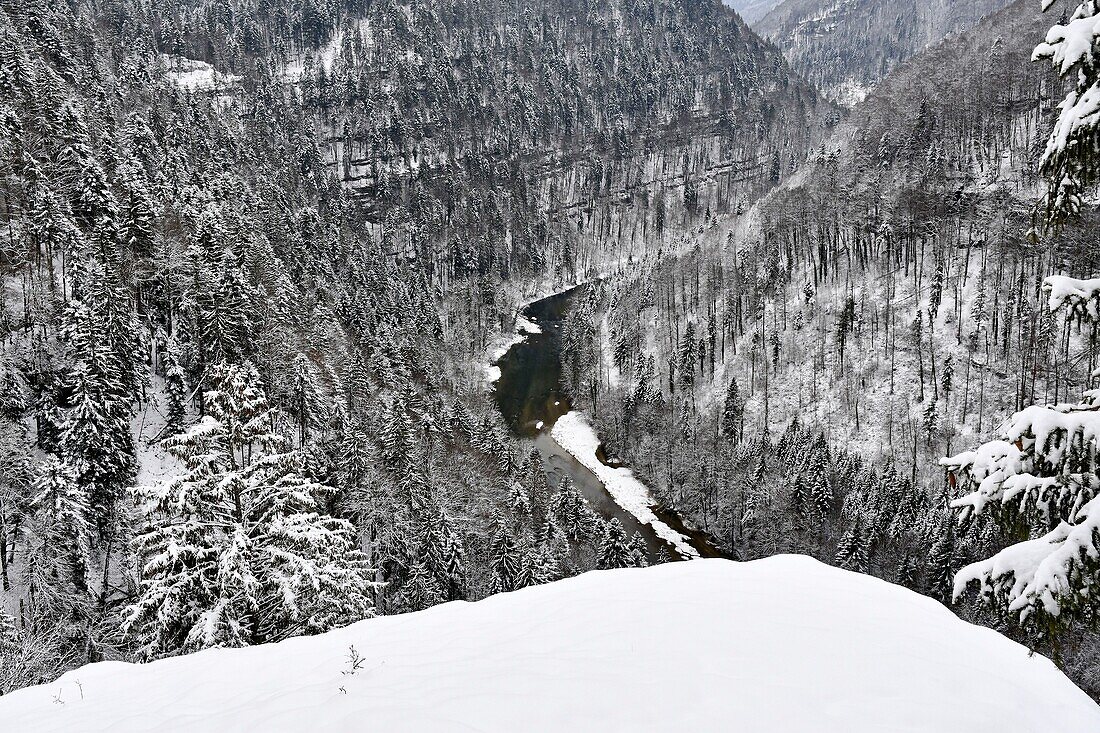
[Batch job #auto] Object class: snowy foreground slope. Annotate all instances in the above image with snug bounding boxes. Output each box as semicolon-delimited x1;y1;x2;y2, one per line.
3;557;1098;732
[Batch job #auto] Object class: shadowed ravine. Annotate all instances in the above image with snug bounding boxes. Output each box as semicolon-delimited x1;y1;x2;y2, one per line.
492;284;726;561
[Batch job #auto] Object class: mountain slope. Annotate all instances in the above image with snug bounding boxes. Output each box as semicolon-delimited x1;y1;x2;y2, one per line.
723;0;785;23
757;0;1015;104
2;556;1097;732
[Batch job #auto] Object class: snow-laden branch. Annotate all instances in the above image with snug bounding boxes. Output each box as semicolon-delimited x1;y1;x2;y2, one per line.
954;495;1100;618
1033;2;1100;226
945;274;1100;625
1044;274;1100;321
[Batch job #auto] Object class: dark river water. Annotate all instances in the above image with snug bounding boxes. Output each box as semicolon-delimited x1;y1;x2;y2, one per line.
491;284;724;561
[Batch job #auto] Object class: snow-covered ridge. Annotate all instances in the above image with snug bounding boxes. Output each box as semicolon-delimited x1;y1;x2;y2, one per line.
3;557;1096;732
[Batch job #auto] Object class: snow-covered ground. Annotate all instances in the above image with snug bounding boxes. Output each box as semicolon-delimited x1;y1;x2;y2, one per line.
281;28;348;82
132;375;184;489
3;556;1096;732
515;313;542;335
159;55;240;92
552;411;699;559
832;79;872;107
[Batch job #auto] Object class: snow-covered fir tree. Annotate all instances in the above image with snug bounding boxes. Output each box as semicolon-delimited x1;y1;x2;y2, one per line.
124;363;377;657
597;519;635;570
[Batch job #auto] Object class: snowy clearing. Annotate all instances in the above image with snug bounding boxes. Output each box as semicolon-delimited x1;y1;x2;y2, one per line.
552;411;699;558
282;28;348;82
160;55;240;92
2;556;1096;732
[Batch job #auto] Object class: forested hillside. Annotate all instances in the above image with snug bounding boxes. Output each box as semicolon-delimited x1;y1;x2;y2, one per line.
567;0;1100;696
303;0;831;276
757;0;1014;104
0;0;830;692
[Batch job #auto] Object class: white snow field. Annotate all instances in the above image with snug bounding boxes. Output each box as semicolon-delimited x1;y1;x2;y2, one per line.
3;557;1098;733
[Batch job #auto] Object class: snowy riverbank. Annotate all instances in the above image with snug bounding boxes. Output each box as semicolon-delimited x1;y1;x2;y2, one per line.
551;411;699;559
483;311;544;383
487;281;701;558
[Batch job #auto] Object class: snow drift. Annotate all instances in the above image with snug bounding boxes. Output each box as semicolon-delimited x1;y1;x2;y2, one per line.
3;556;1097;732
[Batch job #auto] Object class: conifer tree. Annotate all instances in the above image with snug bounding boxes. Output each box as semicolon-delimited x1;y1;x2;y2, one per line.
789;473;808;520
508;481;531;515
124;362;376;658
425;508;466;601
1034;1;1100;227
945;275;1100;632
550;476;597;542
721;378;742;442
896;554;921;589
0;610;22;690
59;360;136;534
836;295;856;366
395;561;445;613
290;353;323;446
678;321;697;391
628;533;649;568
162;339;187;436
519;543;560;587
56;261;140;534
921;399;938;445
807;439;833;522
925;516;957;603
597;519;633;570
835;516;869;573
810;469;833;523
489;526;523;593
940;357;953;405
927;260;944;323
909;311;925;401
119;166;154;256
21;457;94;629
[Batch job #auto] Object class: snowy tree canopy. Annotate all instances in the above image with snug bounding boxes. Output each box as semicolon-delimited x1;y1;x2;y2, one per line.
943;276;1100;629
1034;1;1100;228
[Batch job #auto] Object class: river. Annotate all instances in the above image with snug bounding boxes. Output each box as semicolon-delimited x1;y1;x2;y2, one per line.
491;284;725;562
